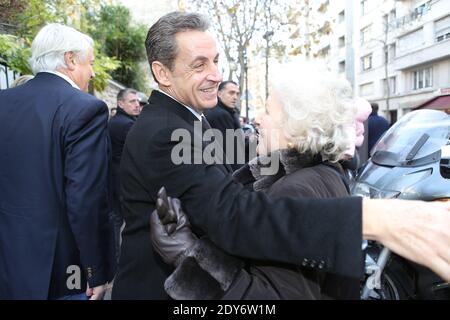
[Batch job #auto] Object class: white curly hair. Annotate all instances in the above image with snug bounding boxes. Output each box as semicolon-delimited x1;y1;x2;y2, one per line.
270;60;357;162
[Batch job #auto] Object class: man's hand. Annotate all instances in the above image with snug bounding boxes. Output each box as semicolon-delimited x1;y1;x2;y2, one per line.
150;187;198;266
86;283;107;300
363;199;450;281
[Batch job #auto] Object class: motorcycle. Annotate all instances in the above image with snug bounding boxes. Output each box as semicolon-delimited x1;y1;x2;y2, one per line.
351;109;450;300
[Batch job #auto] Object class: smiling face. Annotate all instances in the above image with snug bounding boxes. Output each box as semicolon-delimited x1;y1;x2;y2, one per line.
257;90;290;155
153;30;222;113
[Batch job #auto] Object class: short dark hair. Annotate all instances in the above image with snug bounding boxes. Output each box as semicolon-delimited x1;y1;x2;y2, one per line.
117;88;137;102
145;12;210;83
370;102;379;113
218;80;238;92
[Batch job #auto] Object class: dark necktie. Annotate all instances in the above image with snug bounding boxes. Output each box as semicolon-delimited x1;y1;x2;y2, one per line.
201;114;212;131
201;114;233;173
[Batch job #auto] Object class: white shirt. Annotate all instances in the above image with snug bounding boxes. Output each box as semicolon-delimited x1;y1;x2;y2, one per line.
40;70;80;90
157;89;203;121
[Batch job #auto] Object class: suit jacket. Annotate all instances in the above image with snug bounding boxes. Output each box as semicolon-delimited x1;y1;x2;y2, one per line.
108;107;136;197
204;99;241;137
204;100;245;172
0;72;115;299
112;90;363;299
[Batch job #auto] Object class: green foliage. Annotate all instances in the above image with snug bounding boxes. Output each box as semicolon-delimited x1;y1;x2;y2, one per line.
13;0;58;39
0;34;31;74
1;0;119;92
0;0;27;25
88;5;148;92
92;45;120;92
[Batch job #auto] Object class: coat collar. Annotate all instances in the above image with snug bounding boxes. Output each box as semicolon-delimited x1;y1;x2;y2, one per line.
217;99;237;115
39;71;79;89
149;90;233;173
33;72;74;89
116;106;137;121
149;90;200;128
234;149;323;192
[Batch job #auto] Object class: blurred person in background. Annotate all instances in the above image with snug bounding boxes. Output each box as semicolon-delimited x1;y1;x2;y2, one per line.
108;88;141;264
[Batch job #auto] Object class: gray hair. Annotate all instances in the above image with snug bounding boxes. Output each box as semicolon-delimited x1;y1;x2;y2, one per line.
29;23;94;75
270;60;357;162
145;11;210;82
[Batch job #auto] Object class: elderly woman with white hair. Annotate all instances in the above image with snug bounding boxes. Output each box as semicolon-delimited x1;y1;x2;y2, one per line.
149;61;364;300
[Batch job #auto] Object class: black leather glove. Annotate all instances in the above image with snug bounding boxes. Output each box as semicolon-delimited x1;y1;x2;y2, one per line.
150;187;198;266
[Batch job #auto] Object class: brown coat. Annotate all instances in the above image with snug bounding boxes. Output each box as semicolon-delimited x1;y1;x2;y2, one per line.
164;150;361;300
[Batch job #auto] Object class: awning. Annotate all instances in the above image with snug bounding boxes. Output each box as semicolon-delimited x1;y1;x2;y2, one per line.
414;95;450;111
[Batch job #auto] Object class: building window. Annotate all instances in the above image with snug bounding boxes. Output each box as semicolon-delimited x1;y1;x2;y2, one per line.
360;82;374;96
384;43;396;63
389;110;397;124
383;76;397;95
360;25;372;45
339;60;346;73
338;35;345;48
436;33;450;42
361;54;373;71
389;44;396;61
435;15;450;43
383;9;397;30
339;10;345;23
389;9;397;23
414;1;431;18
361;0;367;16
412;67;433;90
383;14;389;29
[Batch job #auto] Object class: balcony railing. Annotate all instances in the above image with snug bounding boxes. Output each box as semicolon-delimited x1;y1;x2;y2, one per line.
391;1;432;30
0;62;19;90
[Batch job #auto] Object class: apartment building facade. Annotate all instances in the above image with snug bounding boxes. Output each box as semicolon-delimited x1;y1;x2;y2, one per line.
313;0;450;122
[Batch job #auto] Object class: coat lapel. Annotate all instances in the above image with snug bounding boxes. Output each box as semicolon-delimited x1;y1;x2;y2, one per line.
149;91;233;174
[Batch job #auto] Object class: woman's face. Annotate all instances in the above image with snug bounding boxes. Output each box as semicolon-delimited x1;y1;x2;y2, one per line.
257;90;290;155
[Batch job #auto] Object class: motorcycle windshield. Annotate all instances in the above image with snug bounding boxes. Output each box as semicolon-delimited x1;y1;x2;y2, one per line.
371;110;450;167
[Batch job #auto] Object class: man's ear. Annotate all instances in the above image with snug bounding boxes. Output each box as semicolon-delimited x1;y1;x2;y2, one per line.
152;61;172;87
64;51;76;71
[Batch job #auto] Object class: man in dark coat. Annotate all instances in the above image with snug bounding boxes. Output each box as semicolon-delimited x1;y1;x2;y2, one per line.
204;81;241;135
111;12;450;299
204;81;245;171
368;102;390;156
108;88;141;262
112;12;358;300
0;23;115;300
